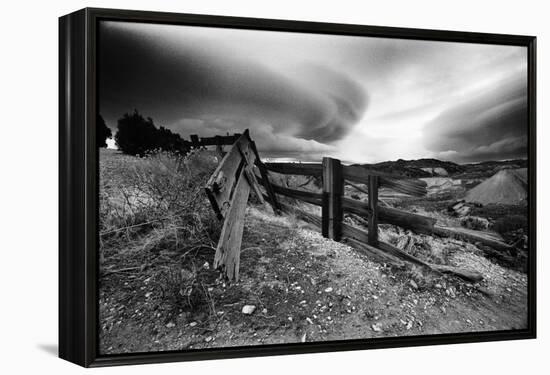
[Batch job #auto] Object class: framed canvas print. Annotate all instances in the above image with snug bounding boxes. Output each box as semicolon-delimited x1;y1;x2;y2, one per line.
59;8;536;367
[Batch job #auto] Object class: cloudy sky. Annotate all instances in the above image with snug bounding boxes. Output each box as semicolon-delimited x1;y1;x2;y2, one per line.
99;21;528;164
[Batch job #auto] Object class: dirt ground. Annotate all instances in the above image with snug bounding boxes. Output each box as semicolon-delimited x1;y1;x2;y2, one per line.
99;204;528;354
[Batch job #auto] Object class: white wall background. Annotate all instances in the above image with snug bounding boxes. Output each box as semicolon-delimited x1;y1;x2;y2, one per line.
0;0;547;373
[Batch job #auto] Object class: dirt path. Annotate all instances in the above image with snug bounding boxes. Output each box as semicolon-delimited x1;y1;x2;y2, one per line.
99;206;528;354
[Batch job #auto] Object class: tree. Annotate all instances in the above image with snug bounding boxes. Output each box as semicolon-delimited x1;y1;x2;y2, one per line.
114;110;189;156
97;114;112;148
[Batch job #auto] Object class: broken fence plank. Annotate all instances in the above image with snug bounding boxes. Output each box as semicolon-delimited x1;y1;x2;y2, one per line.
256;174;323;206
344;237;406;268
281;203;482;283
431;264;483;283
341;197;436;235
213;167;251;281
205;131;251;220
278;201;322;228
340;222;483;282
433;225;512;251
342;165;427;197
251;141;281;213
236;141;264;204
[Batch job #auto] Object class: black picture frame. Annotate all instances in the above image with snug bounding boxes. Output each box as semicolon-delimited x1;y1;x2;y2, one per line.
59;7;537;368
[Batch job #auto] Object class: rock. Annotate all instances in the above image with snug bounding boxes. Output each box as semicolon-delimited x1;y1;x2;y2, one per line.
324;287;333;293
262;308;268;314
406;321;413;330
242;305;256;315
410;280;419;290
145;292;152;298
371;323;383;332
205;336;213;342
203;261;210;270
166;322;175;328
460;216;490;230
446;288;456;298
189;321;198;327
435;283;443;289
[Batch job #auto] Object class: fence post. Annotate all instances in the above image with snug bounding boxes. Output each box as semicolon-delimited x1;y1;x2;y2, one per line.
322;157;343;241
368;175;379;245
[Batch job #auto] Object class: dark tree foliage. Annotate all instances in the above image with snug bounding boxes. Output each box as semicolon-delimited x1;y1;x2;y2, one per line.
115;110;189;156
97;114;112;148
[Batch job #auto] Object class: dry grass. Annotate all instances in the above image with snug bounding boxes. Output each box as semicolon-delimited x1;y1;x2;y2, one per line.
99;149;223;323
99;149;220;256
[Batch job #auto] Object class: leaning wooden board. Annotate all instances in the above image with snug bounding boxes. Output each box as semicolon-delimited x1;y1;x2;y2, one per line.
205;130;268;281
205;131;254;220
213;167;251;281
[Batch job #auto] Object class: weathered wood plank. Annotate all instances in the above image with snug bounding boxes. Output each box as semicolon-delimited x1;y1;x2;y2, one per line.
255;175;323;206
341;197;436;234
434;225;513;251
274;185;323;206
322;157;343;241
342;165;427;197
344;237;406;268
236;140;264;204
278;201;322;228
368;175;379;245
264;162;323;177
431;264;484;282
205;131;251;220
346;180;369;195
251;141;280;213
341;221;369;243
213;168;250;281
284;204;482;282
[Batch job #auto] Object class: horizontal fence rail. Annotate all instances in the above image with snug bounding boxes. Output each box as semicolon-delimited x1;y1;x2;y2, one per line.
264;162;428;197
256;175;435;235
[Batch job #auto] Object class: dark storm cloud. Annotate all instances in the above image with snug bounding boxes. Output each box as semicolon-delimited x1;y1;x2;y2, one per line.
99;22;367;152
423;74;527;163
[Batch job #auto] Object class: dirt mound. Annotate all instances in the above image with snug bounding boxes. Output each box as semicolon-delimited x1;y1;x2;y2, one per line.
465;168;527;205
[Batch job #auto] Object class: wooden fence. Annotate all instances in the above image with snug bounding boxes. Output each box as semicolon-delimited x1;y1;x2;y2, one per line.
204;131;497;283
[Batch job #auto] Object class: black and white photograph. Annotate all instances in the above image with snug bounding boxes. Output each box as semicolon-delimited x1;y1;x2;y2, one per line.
97;19;531;355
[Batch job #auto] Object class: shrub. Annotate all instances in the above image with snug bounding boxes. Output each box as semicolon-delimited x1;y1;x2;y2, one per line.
99;149;220;257
114;110;190;156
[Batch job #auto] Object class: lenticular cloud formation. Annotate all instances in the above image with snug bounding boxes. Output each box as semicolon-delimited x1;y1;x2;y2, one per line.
99;22;368;149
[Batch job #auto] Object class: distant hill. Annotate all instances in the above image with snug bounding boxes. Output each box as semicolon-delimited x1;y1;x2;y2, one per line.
352;158;465;178
352;158;527;179
457;159;528;179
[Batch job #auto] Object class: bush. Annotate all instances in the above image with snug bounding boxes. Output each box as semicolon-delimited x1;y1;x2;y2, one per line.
99;149;220;257
114;110;189;156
